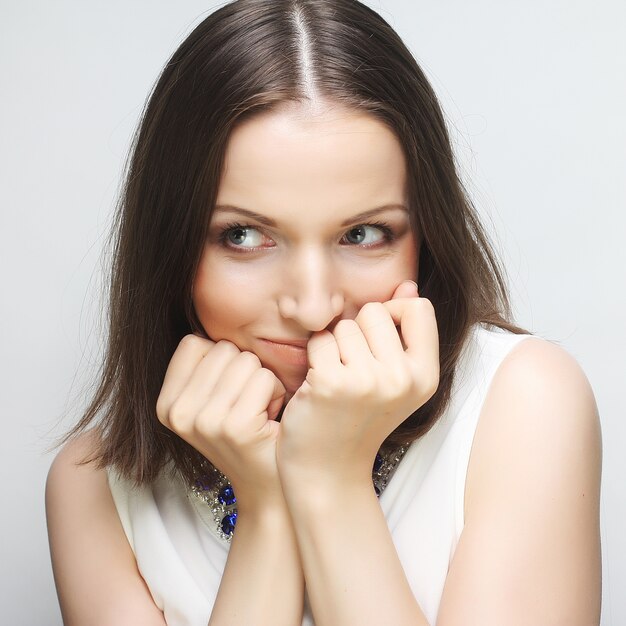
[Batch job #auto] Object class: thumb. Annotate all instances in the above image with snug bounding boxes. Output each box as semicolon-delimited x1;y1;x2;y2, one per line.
391;279;419;300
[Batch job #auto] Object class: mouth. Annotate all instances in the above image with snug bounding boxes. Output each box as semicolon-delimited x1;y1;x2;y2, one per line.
263;337;309;348
259;338;309;366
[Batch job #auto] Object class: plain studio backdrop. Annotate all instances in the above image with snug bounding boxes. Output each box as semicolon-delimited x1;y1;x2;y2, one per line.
1;1;624;624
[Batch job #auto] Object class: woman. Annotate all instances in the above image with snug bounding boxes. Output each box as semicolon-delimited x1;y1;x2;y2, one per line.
45;1;602;624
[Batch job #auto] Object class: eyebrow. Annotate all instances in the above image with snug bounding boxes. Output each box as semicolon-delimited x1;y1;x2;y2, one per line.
213;204;409;227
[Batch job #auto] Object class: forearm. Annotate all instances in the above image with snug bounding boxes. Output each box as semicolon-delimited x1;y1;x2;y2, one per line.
285;481;429;626
209;503;304;626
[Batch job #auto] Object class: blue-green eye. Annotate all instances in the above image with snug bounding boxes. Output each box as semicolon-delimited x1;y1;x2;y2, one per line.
342;224;390;245
222;225;268;248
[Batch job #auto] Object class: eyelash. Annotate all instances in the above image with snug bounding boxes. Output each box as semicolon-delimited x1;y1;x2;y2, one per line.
216;222;270;252
216;221;397;252
344;221;396;246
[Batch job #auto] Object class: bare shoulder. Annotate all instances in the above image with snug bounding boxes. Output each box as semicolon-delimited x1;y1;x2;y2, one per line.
47;428;101;485
492;334;598;411
437;337;602;626
46;429;106;527
475;336;600;471
466;336;602;516
46;430;166;626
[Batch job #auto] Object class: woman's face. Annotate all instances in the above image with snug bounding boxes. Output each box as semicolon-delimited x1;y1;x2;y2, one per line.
193;103;419;399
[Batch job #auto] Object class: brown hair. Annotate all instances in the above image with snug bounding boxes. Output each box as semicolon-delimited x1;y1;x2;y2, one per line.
61;0;525;485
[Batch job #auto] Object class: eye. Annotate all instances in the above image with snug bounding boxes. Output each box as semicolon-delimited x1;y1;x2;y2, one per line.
227;226;260;247
342;224;391;246
219;224;274;250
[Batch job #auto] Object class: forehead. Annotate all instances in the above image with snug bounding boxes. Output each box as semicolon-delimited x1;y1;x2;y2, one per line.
215;104;407;221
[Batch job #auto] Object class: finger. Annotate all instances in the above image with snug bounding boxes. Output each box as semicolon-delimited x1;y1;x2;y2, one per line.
354;301;405;363
332;319;372;365
391;279;419;299
160;341;239;431
230;368;286;428
306;329;341;370
172;340;241;410
203;351;264;414
157;334;215;421
382;297;439;360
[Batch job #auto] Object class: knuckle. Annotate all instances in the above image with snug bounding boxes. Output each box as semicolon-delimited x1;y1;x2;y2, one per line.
155;395;168;423
215;339;240;357
424;369;440;398
356;301;383;322
219;418;242;445
334;318;357;334
387;367;412;396
167;399;189;432
256;367;276;386
361;301;383;315
239;351;261;369
309;368;342;396
179;334;202;350
417;297;435;316
414;364;439;400
195;411;220;439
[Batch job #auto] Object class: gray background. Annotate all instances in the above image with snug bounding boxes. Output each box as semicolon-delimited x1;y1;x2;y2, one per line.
1;0;624;623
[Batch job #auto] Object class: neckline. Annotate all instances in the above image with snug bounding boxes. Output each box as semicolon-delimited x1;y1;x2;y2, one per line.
190;444;411;544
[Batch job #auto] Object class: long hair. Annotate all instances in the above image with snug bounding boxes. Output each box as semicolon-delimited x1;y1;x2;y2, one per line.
61;0;525;485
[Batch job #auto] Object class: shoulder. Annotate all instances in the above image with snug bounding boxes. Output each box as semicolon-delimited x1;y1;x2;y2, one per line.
47;428;101;485
466;336;601;511
46;429;120;517
492;333;594;398
436;338;602;624
46;429;109;520
478;335;600;457
46;430;166;625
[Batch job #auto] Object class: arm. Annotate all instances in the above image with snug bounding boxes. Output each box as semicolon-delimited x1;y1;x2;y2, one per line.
48;337;304;626
278;284;601;625
436;338;601;626
46;431;167;626
208;499;303;625
282;475;429;625
157;335;304;626
277;284;436;625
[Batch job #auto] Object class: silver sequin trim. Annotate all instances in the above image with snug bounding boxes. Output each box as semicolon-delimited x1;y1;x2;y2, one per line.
191;444;410;544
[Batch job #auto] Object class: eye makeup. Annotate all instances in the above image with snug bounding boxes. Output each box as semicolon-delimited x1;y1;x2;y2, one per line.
214;220;399;253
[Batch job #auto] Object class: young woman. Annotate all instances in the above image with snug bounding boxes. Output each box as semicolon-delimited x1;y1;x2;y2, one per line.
45;1;602;625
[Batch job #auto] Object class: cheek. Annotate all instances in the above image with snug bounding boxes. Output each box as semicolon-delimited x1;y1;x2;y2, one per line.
192;252;273;336
343;244;418;305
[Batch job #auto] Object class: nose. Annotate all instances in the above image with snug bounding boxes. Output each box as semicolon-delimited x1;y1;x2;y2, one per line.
278;246;345;332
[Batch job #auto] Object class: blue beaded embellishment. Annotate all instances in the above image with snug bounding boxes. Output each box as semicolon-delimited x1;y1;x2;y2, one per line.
221;512;238;535
218;485;236;506
192;444;409;543
191;463;239;542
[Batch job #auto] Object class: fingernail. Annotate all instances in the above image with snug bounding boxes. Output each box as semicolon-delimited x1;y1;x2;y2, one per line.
404;279;419;292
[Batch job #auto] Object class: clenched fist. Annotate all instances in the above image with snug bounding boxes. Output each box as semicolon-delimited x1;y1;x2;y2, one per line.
156;336;286;511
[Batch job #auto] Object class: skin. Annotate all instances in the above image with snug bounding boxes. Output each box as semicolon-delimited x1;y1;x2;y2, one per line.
47;100;602;626
155;101;438;624
171;100;430;504
193;100;419;400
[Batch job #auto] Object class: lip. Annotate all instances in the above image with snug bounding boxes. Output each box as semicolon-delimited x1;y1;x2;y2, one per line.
262;337;310;348
259;338;309;366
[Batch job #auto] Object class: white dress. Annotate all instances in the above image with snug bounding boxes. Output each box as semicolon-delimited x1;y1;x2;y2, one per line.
108;323;533;625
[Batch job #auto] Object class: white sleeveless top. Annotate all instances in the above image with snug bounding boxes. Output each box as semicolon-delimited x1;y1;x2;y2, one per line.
108;323;533;625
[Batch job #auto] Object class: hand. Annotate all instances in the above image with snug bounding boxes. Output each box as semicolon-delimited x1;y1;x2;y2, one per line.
156;335;286;510
277;281;439;494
